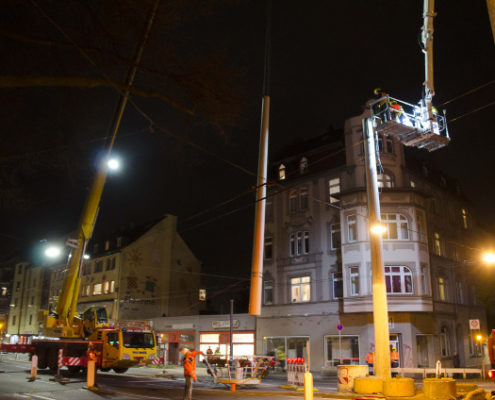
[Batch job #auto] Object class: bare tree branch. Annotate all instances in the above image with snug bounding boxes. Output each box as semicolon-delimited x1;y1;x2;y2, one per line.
0;75;194;116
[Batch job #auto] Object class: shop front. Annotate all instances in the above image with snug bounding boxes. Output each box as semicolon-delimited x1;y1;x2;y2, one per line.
156;331;195;364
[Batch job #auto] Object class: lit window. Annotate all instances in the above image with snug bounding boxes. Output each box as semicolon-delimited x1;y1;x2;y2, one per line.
93;283;102;295
264;237;273;260
461;209;468;230
385;266;413;294
330;223;341;250
381;213;409;240
279;164;286;181
300;188;308;211
377;172;394;188
410;180;416;188
291;276;311;303
110;281;115;293
300;157;308;174
103;281;110;294
350;267;360;296
325;335;360;367
289;231;310;256
433;232;442;256
289;190;298;213
1;287;6;296
347;215;357;242
329;178;340;204
332;273;343;299
264;280;273;305
437;277;447;301
105;241;110;251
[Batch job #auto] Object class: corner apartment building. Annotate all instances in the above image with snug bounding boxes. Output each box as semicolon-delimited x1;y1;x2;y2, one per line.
8;214;201;339
256;108;487;372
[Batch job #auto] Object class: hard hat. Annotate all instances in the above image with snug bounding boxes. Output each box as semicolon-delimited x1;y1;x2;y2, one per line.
374;87;382;96
392;347;396;350
181;348;189;356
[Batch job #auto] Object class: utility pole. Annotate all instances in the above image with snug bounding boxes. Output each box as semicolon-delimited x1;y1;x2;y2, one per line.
362;117;391;379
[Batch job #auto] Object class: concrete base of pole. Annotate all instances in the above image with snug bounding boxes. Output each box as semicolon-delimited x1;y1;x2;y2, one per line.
354;376;384;394
383;377;415;397
423;378;456;400
456;383;479;395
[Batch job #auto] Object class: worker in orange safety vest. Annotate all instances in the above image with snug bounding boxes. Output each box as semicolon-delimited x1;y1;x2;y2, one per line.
182;347;203;400
366;351;374;375
390;347;399;376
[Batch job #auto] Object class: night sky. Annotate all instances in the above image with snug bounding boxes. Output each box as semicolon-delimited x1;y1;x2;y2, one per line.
1;1;494;312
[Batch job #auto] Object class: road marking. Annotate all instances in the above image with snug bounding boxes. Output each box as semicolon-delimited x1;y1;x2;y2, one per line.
31;395;56;400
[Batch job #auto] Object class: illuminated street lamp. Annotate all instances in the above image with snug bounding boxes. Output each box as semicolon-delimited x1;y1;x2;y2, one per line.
475;334;485;377
370;224;387;236
44;246;62;259
107;157;120;171
482;252;495;264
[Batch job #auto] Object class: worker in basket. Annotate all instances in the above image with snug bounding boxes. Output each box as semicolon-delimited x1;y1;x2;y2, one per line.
373;88;390;122
390;100;405;124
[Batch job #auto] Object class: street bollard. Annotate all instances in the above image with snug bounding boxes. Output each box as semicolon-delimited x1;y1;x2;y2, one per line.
28;355;38;381
304;370;313;400
86;360;98;391
230;383;236;392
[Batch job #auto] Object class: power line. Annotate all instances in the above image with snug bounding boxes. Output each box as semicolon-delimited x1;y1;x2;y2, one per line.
448;100;495;124
439;79;495;107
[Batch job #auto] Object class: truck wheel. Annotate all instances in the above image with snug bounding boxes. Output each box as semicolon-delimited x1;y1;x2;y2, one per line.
113;367;128;374
67;366;81;374
37;351;48;369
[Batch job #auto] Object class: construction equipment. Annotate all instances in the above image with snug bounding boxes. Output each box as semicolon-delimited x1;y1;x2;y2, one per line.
370;0;450;152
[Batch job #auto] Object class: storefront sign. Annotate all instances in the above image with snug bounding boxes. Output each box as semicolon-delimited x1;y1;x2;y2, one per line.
469;319;480;330
212;320;239;329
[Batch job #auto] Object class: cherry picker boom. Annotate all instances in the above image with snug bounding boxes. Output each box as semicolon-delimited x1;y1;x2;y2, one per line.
370;0;450;152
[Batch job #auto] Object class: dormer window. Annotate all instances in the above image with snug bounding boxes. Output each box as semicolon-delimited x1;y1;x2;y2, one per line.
279;164;286;181
299;157;308;174
104;240;110;251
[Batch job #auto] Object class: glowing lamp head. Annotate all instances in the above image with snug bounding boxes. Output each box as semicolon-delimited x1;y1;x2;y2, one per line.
45;246;61;258
482;252;495;264
370;224;387;235
476;334;483;342
107;158;120;171
83;254;90;260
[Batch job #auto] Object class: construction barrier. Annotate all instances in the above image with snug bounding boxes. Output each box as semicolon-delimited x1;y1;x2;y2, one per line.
287;358;306;386
28;355;38;381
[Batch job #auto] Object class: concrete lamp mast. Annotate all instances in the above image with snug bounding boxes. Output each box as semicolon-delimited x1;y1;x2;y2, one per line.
363;117;391;379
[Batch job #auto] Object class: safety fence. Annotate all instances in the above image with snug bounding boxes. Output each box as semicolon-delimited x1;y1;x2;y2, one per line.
286;358;306;386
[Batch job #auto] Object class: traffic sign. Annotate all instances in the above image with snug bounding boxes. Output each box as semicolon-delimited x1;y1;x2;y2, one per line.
469;319;480;330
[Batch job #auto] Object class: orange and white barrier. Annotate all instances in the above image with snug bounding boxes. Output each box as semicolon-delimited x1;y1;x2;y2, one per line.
287;358;306;386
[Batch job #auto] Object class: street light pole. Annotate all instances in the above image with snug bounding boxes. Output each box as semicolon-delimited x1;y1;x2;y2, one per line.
363;117;391;379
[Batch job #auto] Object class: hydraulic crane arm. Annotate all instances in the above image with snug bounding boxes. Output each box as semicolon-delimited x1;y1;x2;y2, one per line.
45;1;160;338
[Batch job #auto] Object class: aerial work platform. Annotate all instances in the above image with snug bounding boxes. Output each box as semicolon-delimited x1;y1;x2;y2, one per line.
370;96;450;152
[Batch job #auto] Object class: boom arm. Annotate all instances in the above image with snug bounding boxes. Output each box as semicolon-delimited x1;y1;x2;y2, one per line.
422;0;436;110
45;1;160;338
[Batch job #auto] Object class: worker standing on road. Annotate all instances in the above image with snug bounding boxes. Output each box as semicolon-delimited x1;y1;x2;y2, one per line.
390;347;399;377
182;347;203;400
366;351;374;375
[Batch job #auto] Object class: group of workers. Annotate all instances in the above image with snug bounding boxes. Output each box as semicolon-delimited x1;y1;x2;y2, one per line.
365;346;399;375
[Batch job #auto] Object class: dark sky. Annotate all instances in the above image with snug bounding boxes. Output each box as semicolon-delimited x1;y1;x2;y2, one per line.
1;1;494;311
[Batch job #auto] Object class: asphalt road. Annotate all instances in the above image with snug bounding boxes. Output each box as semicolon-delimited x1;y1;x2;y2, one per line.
0;358;329;400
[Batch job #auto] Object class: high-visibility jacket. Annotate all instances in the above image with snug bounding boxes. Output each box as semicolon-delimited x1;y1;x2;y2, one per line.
183;350;202;381
366;352;374;364
390;350;399;362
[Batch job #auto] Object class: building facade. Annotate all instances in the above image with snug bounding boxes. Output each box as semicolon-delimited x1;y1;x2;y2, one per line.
7;215;201;339
257;109;488;372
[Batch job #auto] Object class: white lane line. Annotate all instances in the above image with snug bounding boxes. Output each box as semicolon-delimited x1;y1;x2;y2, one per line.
38;380;58;384
31;395;56;400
